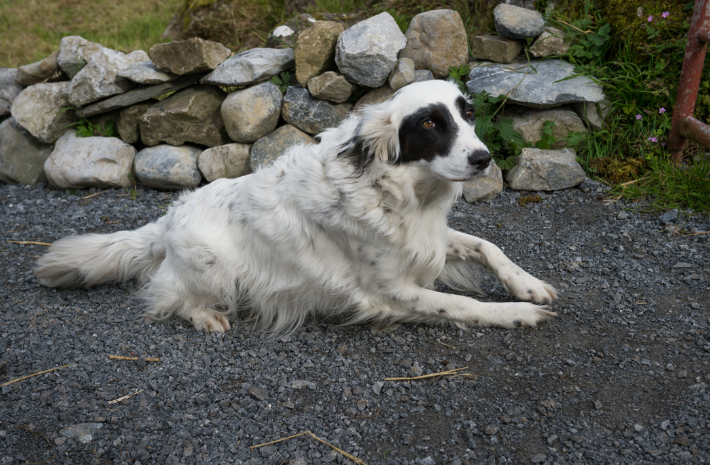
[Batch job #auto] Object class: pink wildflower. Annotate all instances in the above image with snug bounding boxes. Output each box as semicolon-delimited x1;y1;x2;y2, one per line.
648;15;653;22
659;107;666;114
636;114;643;120
662;11;669;19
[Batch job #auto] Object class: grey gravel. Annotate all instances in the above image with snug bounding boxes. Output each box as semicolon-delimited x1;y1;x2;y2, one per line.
0;181;709;464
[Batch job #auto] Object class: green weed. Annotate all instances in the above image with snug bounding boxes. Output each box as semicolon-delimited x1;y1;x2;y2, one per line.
270;72;291;93
447;64;470;94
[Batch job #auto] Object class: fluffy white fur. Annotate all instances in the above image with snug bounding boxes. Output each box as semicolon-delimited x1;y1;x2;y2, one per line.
35;80;556;333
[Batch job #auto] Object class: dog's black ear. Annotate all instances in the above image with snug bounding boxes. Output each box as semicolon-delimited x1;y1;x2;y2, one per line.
336;105;399;174
336;125;377;174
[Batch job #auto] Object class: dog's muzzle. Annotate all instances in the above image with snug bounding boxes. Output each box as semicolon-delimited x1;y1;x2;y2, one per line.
468;150;492;171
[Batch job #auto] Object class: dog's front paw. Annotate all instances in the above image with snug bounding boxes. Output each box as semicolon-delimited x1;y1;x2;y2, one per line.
500;303;556;328
184;308;231;333
499;266;557;304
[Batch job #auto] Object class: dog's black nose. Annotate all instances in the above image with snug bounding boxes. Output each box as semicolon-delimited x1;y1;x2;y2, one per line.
468;150;491;169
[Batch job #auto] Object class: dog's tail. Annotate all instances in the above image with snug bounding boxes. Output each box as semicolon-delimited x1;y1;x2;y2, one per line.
437;262;484;295
34;221;166;289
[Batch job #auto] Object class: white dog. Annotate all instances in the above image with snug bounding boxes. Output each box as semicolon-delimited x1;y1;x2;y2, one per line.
35;80;556;333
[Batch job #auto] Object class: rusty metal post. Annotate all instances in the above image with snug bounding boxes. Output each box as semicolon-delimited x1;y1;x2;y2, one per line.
668;0;710;163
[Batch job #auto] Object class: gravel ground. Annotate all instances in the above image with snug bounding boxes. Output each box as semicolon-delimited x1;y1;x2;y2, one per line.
0;180;709;465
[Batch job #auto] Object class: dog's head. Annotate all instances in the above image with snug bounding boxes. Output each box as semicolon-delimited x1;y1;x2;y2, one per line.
338;80;491;181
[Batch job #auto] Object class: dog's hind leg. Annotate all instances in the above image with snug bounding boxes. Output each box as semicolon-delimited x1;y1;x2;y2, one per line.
357;287;555;329
445;229;557;304
140;262;231;333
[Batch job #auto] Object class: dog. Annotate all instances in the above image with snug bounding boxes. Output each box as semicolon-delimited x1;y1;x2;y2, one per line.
35;80;557;334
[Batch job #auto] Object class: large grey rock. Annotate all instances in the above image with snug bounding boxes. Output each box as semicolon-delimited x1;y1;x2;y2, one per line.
462;162;503;203
11;82;77;143
572;99;611;130
503;105;588;149
494;4;545;40
139;85;229;147
388;58;415;91
0;68;23;117
529;27;570;57
470;35;523;63
335;12;407;88
506;147;586;191
150;38;231;75
467;60;605;109
398;10;468;79
117;101;156;144
282;85;352;135
307;72;356;103
57;36;104;79
201;48;294;87
221;81;282;143
68;48;149;107
16;51;62;86
0;118;53;185
44;131;136;189
134;145;203;189
294;21;344;87
251;125;314;170
198;143;252;182
118;60;178;84
77;73;202;118
354;85;395;113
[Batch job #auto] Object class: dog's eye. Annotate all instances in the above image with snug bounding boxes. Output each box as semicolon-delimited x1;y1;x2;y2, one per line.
422;120;435;129
465;109;474;119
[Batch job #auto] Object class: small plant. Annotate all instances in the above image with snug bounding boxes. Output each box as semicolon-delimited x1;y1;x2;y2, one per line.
72;117;117;138
535;121;557;150
59;106;117;138
447;65;471;94
271;72;291;93
469;91;524;171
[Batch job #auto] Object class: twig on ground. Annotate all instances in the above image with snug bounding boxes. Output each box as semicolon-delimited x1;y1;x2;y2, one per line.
6;240;52;246
619;176;649;187
0;364;71;387
685;231;709;236
108;389;144;405
250;430;366;464
108;355;161;362
436;339;456;349
556;19;594;34
15;424;52;447
1;291;40;308
82;190;107;200
385;367;470;381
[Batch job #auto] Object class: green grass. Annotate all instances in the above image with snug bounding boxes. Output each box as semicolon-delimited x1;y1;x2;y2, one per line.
613;156;710;212
0;0;182;67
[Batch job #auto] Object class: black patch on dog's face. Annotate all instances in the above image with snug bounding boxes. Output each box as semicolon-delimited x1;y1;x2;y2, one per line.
456;96;476;126
398;103;459;164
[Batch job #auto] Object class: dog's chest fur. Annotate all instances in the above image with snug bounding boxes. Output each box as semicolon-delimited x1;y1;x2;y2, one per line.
276;150;460;290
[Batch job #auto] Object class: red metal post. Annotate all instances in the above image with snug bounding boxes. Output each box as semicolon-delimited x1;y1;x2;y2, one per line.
668;0;710;163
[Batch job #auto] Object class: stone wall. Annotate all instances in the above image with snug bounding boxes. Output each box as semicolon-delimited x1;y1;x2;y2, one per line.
0;6;606;202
